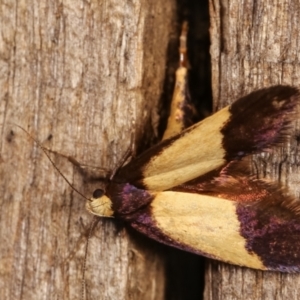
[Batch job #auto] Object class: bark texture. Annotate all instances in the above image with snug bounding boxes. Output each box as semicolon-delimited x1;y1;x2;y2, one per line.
206;1;300;299
0;1;177;299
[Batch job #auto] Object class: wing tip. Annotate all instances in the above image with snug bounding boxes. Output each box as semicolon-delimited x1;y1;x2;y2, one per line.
222;85;300;160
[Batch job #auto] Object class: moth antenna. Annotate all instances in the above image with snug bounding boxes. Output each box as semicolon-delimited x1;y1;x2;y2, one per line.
81;216;100;300
41;148;110;174
12;123;90;201
42;150;110;182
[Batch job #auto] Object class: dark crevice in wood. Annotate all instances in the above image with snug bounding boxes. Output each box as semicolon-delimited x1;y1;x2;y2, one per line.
163;0;211;300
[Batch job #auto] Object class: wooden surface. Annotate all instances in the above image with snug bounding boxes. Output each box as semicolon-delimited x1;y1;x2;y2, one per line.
0;1;177;299
205;1;300;299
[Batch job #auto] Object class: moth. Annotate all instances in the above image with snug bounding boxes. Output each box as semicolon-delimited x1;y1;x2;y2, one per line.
81;22;300;272
86;84;300;272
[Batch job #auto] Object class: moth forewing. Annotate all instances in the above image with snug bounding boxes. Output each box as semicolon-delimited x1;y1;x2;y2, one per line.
114;85;299;193
141;107;230;190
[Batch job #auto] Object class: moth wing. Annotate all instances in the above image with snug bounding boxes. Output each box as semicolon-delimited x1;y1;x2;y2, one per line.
117;86;299;191
128;177;300;271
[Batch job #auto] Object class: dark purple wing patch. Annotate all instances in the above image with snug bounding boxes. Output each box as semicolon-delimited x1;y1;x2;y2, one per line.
106;182;154;217
237;204;300;272
222;86;299;160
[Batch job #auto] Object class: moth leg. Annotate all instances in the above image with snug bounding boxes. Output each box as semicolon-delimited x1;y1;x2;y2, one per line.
81;216;101;300
162;21;196;140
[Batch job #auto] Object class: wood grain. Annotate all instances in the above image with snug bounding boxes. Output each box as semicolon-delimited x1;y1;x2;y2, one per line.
0;1;177;299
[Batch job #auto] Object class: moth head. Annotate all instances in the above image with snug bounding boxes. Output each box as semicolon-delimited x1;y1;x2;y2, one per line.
86;189;114;217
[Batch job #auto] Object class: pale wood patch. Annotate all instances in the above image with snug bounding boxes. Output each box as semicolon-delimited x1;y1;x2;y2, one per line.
162;67;188;140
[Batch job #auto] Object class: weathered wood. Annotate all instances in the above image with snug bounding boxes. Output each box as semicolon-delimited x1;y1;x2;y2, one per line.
206;1;300;299
0;0;177;299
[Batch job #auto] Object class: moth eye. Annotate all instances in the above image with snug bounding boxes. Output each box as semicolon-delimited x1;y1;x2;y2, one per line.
92;189;104;199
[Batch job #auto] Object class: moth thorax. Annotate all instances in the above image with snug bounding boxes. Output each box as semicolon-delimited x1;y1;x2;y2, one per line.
86;194;114;217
